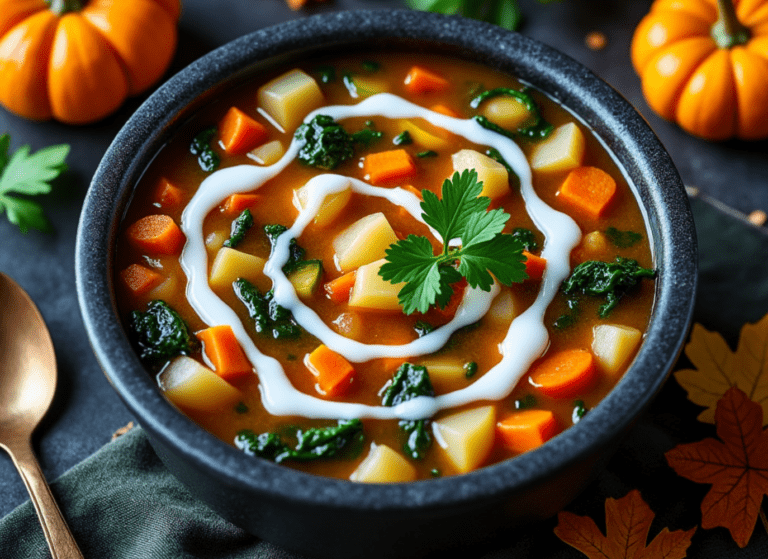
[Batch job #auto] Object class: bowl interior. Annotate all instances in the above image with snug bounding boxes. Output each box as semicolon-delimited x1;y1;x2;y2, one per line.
76;9;696;514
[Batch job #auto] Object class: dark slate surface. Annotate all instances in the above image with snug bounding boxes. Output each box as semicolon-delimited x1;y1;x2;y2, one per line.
1;0;766;531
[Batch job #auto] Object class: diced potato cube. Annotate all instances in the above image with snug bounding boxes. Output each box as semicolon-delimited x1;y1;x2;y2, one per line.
332;312;364;340
592;324;643;375
452;149;509;199
209;247;268;291
433;405;496;473
348;75;389;98
350;444;417;483
529;122;585;174
332;213;398;272
581;231;609;256
418;355;467;393
257;69;324;132
400;119;450;150
486;289;516;326
480;96;532;130
146;274;179;302
248;140;284;165
158;356;242;412
348;259;405;311
205;230;228;253
293;182;352;227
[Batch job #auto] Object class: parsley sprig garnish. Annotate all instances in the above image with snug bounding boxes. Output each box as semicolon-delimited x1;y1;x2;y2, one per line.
379;169;527;314
0;134;69;233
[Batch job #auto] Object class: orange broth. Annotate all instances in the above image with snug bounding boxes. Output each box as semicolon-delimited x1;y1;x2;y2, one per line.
115;53;655;481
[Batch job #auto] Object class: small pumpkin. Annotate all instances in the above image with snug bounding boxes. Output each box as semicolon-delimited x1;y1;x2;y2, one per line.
0;0;181;124
631;0;768;140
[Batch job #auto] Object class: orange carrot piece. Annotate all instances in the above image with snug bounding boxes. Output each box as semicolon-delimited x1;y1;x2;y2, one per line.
423;278;468;322
363;149;417;185
285;0;308;10
221;193;262;215
126;214;185;255
119;263;164;297
430;104;460;117
154;178;184;209
528;349;597;399
523;251;547;281
196;325;253;381
324;271;357;304
558;166;617;219
404;66;450;95
496;409;559;453
306;344;355;397
219;106;269;155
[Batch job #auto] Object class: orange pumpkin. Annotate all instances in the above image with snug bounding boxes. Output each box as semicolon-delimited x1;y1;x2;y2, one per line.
0;0;181;124
631;0;768;140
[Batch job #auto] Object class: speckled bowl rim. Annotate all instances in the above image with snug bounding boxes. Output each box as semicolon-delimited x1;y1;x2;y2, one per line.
76;10;696;513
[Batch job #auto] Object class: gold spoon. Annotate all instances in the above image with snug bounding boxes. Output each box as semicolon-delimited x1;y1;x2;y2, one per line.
0;272;84;558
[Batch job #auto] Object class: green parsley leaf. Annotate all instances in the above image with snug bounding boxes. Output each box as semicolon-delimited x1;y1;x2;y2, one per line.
379;169;526;314
0;135;69;233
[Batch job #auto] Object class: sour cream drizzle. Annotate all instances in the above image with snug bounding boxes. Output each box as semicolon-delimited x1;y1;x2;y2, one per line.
180;93;581;421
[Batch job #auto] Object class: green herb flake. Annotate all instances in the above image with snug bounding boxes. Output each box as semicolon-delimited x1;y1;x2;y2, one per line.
605;226;643;249
416;150;438;158
464;361;478;379
362;60;380;72
514;394;537;410
0;134;69;233
414;321;434;337
223;209;254;248
379;169;527;315
430;468;441;477
393;131;413;146
351;127;384;147
572;400;588;423
235;402;249;414
190;126;220;172
510;227;538;252
314;65;336;84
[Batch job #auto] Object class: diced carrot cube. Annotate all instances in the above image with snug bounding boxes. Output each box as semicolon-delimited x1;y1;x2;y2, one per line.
120;263;164;296
196;325;253;381
363;149;418;185
219;106;269;155
221;193;262;215
324;271;357;304
523;251;547;281
528;349;597;399
496;409;559;453
305;344;355;397
154;178;184;209
126;214;185;255
404;66;450;95
558;166;617;219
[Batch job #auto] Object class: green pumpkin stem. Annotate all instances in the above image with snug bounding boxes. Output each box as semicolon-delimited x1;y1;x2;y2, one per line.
712;0;750;48
47;0;85;15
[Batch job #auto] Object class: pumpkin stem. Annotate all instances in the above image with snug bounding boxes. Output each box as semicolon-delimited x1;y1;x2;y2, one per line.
47;0;85;15
712;0;750;48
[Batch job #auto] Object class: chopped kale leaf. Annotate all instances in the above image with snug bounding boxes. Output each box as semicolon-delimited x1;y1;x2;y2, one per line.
233;278;302;340
129;300;198;365
264;223;305;272
235;419;364;463
351;127;383;147
223;209;253;248
295;115;355;170
190;126;219;172
381;363;435;460
561;257;656;318
605;226;643;249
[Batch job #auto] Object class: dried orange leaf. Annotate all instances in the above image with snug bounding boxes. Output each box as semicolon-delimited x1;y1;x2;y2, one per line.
554;489;695;558
674;313;768;425
666;386;768;548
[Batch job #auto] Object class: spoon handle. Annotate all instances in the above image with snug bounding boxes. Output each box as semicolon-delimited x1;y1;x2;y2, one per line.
2;437;85;559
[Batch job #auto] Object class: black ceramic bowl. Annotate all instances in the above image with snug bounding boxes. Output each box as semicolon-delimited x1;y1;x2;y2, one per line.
76;10;696;559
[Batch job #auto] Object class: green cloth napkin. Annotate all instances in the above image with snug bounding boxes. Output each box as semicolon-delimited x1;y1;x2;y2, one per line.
2;195;768;559
0;427;300;559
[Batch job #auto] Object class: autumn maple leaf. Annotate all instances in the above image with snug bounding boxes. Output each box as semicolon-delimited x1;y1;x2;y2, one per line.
554;489;695;559
674;313;768;425
665;386;768;548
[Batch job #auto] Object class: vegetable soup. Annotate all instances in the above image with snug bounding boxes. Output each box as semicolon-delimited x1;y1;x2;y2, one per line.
115;53;656;482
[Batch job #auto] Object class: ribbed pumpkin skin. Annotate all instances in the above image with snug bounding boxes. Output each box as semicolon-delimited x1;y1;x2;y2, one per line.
0;0;180;124
631;0;768;141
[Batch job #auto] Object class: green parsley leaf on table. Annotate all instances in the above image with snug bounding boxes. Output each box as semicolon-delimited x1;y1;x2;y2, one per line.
0;134;69;233
379;169;527;314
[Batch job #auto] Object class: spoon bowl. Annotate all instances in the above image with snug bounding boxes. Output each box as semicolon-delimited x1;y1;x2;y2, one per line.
0;272;84;558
